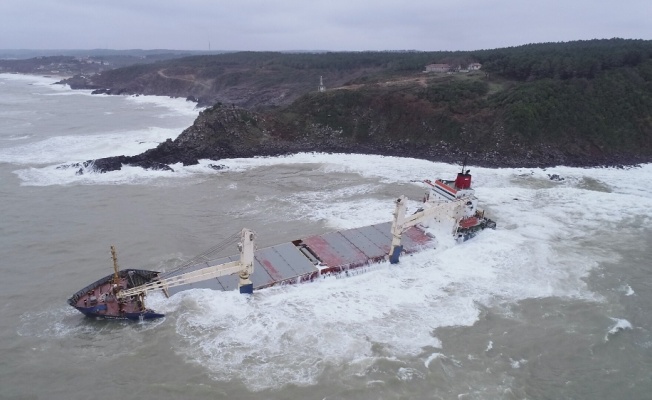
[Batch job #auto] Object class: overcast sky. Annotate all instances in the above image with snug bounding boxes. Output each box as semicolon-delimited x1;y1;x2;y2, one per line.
1;0;650;51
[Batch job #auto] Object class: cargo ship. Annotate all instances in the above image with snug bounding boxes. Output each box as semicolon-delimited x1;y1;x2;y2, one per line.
68;165;496;320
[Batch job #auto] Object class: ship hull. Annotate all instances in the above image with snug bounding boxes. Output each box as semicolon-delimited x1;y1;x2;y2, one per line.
72;306;165;320
68;269;164;320
68;169;496;321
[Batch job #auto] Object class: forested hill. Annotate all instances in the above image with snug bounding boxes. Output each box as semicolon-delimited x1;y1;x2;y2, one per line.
62;39;652;105
74;39;652;169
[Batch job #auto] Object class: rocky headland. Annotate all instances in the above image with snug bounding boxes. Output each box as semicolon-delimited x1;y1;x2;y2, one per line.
86;99;647;174
57;40;652;171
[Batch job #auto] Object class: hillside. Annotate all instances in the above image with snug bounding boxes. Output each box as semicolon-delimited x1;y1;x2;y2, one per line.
68;39;652;169
0;50;232;75
60;51;404;108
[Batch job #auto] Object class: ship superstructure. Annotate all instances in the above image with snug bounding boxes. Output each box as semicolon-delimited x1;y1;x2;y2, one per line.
420;163;495;242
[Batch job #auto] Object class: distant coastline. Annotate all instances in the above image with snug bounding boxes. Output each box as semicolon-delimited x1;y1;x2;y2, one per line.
6;40;652;170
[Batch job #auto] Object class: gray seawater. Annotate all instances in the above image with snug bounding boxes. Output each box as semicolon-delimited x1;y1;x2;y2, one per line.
1;74;651;400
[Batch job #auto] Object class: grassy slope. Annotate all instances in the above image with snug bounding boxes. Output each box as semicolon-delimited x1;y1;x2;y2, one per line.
276;65;652;164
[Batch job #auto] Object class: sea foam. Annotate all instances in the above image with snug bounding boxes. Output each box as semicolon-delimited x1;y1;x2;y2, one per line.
606;318;633;341
0;73;61;86
141;156;652;390
20;154;652;391
1;127;183;165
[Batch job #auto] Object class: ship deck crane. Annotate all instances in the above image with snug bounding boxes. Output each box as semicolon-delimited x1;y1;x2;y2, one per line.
116;228;255;300
389;195;465;263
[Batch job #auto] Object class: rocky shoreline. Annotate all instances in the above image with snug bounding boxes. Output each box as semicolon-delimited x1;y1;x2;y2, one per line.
69;103;648;174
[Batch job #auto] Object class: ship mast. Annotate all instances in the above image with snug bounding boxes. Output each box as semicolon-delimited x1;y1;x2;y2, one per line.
110;245;120;285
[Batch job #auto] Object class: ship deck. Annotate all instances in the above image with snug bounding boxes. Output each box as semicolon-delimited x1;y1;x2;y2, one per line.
164;222;434;296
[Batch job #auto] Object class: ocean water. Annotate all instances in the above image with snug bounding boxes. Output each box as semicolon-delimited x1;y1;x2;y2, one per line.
1;73;651;400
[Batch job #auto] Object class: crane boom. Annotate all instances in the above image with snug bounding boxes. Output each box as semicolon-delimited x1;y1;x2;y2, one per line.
116;228;255;299
389;195;464;263
402;198;464;229
116;261;243;299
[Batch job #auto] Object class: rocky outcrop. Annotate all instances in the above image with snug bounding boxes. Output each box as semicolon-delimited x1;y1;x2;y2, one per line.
80;101;648;174
85;104;357;172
